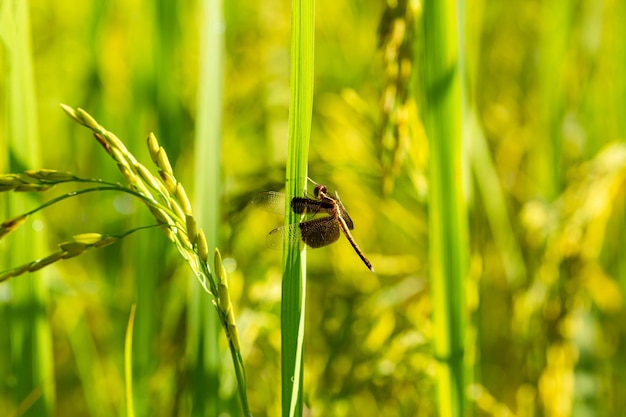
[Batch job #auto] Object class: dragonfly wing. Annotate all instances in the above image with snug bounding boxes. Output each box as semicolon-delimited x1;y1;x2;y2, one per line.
291;197;334;216
266;217;341;249
250;191;287;214
335;197;354;230
266;223;303;249
299;217;341;248
252;192;333;216
340;209;354;230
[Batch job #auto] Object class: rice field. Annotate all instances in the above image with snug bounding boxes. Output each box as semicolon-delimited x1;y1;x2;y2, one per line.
1;1;625;416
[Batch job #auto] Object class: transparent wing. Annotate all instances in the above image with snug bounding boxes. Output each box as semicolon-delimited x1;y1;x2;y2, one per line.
266;217;341;249
250;191;287;214
266;223;303;249
251;191;333;216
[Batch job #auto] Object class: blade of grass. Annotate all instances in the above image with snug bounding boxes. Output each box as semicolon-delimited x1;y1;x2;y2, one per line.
187;0;223;410
61;305;116;417
468;111;527;287
125;305;137;417
282;0;314;416
189;0;230;414
128;12;166;409
419;1;468;416
1;1;54;415
461;0;526;287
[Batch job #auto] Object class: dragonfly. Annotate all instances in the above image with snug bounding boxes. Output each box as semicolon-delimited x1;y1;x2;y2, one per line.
252;184;374;272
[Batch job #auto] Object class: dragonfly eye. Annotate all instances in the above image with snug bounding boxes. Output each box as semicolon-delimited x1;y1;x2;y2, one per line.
314;185;328;197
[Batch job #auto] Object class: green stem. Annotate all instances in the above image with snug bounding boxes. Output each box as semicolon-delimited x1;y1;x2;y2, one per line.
281;0;314;416
21;185;168;219
419;1;468;416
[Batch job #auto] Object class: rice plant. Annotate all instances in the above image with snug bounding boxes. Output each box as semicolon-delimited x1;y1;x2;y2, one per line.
0;107;250;416
418;1;468;416
281;1;314;416
2;1;626;416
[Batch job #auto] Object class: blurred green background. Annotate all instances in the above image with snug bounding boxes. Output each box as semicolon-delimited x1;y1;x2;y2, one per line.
1;0;626;416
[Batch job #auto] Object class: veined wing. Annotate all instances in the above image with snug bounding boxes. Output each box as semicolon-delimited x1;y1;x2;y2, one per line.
251;191;334;216
250;191;288;214
291;196;335;216
266;216;341;249
334;197;354;230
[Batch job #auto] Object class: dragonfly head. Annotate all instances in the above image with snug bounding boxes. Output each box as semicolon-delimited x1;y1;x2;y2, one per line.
313;185;328;198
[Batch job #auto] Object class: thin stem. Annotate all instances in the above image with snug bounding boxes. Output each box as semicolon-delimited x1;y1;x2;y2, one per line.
281;0;314;416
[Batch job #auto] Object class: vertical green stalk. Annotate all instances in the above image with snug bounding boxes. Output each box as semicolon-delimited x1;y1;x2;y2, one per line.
469;114;527;287
1;1;54;415
536;1;574;199
124;305;136;417
282;0;314;416
131;1;160;413
191;0;225;415
419;1;468;417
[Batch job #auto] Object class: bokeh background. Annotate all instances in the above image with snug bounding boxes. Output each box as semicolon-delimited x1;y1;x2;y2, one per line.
1;0;626;416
